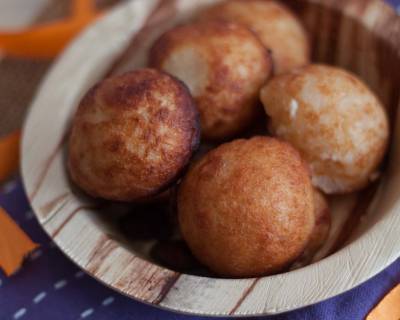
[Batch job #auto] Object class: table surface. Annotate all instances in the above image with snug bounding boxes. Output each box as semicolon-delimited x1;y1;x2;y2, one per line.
1;178;399;320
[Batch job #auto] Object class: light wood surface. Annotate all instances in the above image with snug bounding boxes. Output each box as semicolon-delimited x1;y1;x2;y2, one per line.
21;0;400;316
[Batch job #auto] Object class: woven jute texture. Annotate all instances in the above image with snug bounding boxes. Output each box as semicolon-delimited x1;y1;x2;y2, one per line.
0;0;121;136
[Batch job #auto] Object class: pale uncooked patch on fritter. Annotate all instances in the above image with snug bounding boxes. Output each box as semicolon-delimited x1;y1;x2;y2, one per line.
289;99;299;119
260;64;389;194
150;21;272;141
68;68;200;201
198;0;310;74
311;175;348;196
178;136;315;277
161;46;209;96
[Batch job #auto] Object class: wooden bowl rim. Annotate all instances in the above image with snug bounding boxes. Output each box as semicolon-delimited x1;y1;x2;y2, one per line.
21;0;400;316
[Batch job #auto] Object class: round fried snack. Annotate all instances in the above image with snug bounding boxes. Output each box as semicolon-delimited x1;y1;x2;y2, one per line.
198;0;310;75
294;189;331;266
68;68;200;201
260;64;389;194
149;21;272;141
178;136;315;277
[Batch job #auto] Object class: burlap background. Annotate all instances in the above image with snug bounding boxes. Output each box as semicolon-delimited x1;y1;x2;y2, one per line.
0;0;121;136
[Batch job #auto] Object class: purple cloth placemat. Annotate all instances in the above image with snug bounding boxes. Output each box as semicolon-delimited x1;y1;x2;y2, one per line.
1;1;400;319
2;178;399;320
0;182;399;320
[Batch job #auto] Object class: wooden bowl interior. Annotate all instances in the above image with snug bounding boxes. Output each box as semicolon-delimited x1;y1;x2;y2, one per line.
84;0;400;277
21;0;400;316
286;0;400;242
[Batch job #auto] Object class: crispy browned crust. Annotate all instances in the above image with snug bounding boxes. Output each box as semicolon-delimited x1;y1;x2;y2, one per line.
197;0;310;75
295;189;331;265
311;190;331;246
68;68;200;201
149;21;272;141
260;64;389;194
177;136;315;277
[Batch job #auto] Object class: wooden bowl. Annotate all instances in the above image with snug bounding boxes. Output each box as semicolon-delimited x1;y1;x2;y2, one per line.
21;0;400;316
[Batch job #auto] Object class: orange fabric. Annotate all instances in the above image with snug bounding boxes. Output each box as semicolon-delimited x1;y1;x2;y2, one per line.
0;0;102;59
73;0;96;18
0;207;38;276
0;131;20;183
367;284;400;320
0;0;100;277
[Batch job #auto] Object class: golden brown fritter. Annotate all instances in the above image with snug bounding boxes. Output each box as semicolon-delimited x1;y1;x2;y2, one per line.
149;21;272;141
68;68;200;201
260;64;389;194
294;189;331;266
178;136;315;277
198;0;310;75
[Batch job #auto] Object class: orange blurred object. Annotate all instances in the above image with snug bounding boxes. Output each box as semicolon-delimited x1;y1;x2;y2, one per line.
367;284;400;320
0;0;101;277
73;0;97;18
0;131;20;183
0;207;38;276
0;0;103;59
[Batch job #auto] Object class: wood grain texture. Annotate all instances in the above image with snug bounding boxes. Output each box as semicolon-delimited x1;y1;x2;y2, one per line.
21;0;400;316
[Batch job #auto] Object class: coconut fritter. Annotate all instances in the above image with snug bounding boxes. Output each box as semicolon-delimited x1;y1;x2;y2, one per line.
150;21;272;141
260;64;389;194
68;68;200;201
294;189;331;266
178;136;315;277
198;0;310;74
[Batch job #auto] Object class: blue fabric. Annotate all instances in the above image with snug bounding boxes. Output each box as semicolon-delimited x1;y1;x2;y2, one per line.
2;1;400;318
387;0;400;9
1;180;399;320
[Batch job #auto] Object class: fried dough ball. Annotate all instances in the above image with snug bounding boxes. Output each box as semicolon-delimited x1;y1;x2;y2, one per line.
198;0;310;74
178;136;315;277
149;21;272;141
294;189;331;266
68;68;200;201
260;64;389;194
